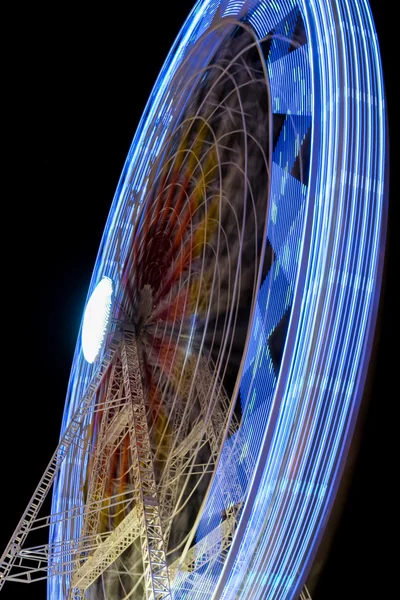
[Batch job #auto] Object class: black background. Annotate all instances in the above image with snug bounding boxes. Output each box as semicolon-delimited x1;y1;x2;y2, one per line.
1;2;394;599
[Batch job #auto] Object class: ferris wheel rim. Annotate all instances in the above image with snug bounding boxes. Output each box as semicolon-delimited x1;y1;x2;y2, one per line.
42;2;387;599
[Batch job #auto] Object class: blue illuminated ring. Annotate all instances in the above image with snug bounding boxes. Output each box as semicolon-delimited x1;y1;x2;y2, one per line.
50;1;387;599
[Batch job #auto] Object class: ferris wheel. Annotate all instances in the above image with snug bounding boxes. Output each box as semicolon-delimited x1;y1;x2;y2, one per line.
0;1;387;599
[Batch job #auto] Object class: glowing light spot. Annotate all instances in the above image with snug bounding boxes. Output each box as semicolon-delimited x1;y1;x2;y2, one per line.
82;276;113;363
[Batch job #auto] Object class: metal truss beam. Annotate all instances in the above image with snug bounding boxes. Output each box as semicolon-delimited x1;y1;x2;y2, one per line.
169;513;237;581
2;531;111;584
30;490;134;533
169;419;205;464
71;507;140;590
300;585;312;599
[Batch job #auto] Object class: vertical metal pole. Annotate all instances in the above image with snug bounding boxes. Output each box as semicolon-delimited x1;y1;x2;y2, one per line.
121;331;171;600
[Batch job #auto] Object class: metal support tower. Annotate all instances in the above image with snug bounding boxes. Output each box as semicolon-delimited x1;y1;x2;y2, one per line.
0;332;312;600
120;331;171;600
68;331;171;600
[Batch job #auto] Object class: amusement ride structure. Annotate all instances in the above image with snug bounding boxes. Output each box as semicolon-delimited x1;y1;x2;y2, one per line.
1;0;387;599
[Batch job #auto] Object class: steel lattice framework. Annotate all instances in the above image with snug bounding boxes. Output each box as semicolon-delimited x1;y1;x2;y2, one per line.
0;0;387;599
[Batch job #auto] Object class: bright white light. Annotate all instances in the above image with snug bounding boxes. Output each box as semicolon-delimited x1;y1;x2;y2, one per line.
82;276;113;363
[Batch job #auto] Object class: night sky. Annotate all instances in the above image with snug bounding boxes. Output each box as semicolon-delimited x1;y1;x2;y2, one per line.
1;2;394;599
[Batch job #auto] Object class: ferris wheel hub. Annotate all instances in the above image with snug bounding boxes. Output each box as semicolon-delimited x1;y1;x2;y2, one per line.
134;284;154;336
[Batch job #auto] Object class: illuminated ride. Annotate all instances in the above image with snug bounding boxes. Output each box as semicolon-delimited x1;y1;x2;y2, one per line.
0;1;387;599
